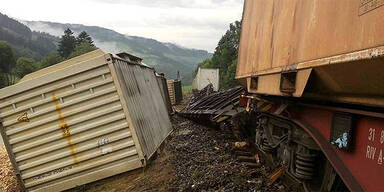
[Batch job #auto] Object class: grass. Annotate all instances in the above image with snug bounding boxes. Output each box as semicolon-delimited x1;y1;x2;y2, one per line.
183;85;193;94
192;171;202;179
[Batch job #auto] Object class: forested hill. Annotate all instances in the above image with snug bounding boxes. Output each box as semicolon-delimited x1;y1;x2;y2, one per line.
0;13;58;60
22;21;212;84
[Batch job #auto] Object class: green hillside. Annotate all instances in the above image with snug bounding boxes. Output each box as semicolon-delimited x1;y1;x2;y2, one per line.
23;21;212;84
0;13;58;60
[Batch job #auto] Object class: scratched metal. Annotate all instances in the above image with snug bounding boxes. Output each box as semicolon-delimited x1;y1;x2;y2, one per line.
237;0;384;108
114;59;172;159
0;50;145;192
237;0;384;79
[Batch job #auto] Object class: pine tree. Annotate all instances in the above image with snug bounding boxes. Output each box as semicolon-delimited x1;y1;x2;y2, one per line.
76;31;94;46
58;28;76;58
14;57;39;78
69;42;97;59
40;51;64;68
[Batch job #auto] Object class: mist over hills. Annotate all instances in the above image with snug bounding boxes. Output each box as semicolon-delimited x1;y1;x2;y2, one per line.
0;11;212;84
0;12;58;60
22;20;212;84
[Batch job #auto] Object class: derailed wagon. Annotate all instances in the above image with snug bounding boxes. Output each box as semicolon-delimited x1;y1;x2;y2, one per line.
234;1;384;191
182;1;384;191
0;50;172;191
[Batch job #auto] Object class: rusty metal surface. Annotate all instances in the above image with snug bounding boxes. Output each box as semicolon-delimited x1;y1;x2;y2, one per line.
302;56;384;107
237;0;384;79
237;0;384;108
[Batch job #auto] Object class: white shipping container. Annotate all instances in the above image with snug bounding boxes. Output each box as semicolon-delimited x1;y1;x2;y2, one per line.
192;68;219;91
0;50;172;191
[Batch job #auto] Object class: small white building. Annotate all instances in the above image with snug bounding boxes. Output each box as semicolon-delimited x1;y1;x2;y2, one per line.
192;68;219;91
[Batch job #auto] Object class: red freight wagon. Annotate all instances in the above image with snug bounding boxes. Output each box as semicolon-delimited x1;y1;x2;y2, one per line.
237;0;384;191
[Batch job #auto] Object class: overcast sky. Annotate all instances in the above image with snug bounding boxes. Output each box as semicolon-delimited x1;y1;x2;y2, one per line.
0;0;244;52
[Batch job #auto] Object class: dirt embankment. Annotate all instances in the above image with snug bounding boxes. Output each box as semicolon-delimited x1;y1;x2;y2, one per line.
0;147;19;192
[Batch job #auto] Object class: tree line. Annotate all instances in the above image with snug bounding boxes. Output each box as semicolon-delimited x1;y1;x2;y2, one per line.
0;29;96;88
196;21;241;89
0;12;58;60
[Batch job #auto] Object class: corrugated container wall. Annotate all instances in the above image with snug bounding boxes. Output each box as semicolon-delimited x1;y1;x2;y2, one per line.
156;74;173;114
113;59;172;158
174;80;183;103
237;0;384;107
192;68;219;91
0;50;172;191
167;79;182;105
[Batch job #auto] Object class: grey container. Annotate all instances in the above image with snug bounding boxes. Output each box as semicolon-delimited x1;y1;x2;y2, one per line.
156;74;173;114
